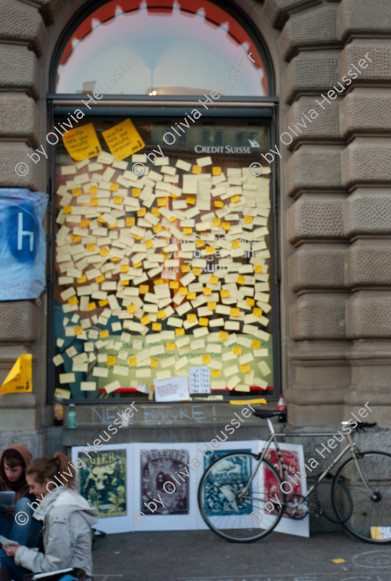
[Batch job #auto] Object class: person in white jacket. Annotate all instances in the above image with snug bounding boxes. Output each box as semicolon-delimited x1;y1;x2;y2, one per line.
0;452;98;581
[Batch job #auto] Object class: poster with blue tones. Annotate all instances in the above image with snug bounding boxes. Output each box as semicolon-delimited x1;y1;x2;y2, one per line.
0;189;48;300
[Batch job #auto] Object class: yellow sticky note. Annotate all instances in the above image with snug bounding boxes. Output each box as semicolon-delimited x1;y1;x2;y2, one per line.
332;559;346;564
232;346;242;355
113;196;123;205
150;358;159;368
72;188;82;197
89;198;98;206
244;215;253;224
175;328;185;335
207;302;217;310
63;206;72;214
80;219;89;228
157;198;167;207
211;369;220;377
253;307;263;317
107;356;116;366
67;296;78;306
120;264;129;273
187;313;197;323
110;183;120;192
181;264;191;273
252;340;261;349
203;287;212;296
195;240;205;248
199;318;209;326
154;278;165;286
77;275;86;284
220;289;230;298
231;195;240;203
139;285;148;294
205;246;215;254
212;166;222;176
126;217;135;227
132;188;141;198
95;275;105;283
231;308;240;317
86;243;95;252
202;354;211;363
254;264;263;273
137;207;146;218
102;118;145;162
187;197;196;205
219;331;228;341
179;287;188;296
209;275;218;285
214;200;223;208
212;218;221;226
187;292;196;300
144;240;154;250
88;185;98;195
151;207;160;217
241;364;251;373
246;297;255;306
62;122;102;161
88;302;96;311
71;234;81;243
127;304;136;314
100;329;109;338
152;322;161;331
128;357;137;367
74;326;83;335
192;165;202;174
192;267;201;276
183;227;192;234
99;247;109;257
222;222;230;231
141;315;150;326
166;342;176;351
236;275;245;286
99;299;108;307
157;309;166;319
170;281;179;289
232;240;240;249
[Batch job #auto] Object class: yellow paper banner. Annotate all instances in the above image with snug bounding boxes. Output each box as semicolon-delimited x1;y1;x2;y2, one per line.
0;354;32;395
62;123;102;161
102;118;145;161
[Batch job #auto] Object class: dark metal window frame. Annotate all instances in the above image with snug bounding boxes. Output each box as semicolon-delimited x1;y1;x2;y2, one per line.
47;100;281;405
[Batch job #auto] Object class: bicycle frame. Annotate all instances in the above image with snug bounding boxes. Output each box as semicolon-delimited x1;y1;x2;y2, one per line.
240;418;370;504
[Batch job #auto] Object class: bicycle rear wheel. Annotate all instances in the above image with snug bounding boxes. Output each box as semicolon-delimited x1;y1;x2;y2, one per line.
197;451;285;542
332;451;391;543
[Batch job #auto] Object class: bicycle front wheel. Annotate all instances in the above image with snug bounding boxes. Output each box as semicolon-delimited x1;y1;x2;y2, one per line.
197;451;285;542
332;451;391;543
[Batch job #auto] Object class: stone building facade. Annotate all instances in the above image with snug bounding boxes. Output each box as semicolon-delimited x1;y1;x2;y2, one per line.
0;0;390;458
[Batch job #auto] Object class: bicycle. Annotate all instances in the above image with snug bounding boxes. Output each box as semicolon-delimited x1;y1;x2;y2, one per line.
197;403;391;544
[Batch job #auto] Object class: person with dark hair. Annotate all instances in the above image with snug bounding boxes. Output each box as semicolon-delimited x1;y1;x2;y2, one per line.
0;452;98;581
0;443;41;547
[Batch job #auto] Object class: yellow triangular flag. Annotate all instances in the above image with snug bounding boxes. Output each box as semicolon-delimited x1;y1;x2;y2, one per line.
0;354;32;395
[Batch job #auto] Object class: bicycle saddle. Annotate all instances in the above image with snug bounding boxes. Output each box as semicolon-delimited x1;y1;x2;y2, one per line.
252;409;287;420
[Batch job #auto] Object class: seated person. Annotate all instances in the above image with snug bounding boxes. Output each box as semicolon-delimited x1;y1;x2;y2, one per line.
0;453;98;581
0;444;41;547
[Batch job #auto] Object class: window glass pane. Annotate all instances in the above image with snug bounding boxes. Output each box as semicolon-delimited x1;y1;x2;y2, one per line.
55;0;268;96
53;116;273;401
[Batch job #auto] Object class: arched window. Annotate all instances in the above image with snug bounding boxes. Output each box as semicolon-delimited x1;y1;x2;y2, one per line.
53;0;271;96
49;0;279;404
